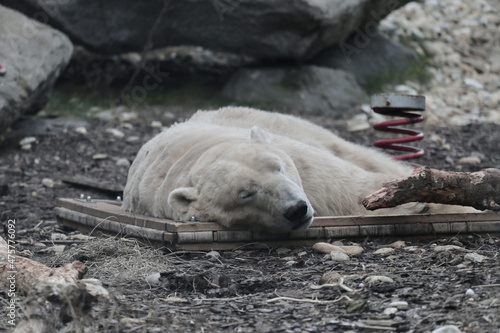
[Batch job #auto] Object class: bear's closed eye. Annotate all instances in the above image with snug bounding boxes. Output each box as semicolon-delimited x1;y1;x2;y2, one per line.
239;191;256;200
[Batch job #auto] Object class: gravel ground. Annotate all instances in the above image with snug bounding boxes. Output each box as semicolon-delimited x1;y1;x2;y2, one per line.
1;0;500;332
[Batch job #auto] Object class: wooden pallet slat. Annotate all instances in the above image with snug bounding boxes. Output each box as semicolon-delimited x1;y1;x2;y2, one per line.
55;198;500;250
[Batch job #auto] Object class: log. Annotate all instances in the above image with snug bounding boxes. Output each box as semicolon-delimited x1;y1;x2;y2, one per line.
0;236;108;333
363;167;500;212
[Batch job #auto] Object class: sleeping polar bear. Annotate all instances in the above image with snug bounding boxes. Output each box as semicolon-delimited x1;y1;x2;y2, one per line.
122;107;471;232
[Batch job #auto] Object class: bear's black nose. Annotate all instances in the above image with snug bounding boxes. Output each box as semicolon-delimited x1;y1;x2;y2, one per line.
284;200;308;223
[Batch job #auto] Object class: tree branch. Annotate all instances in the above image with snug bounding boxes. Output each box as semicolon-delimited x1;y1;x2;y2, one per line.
363;166;500;212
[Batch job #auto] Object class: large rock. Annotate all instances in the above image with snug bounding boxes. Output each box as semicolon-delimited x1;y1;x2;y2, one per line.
0;5;73;133
222;65;368;116
312;28;418;87
0;0;412;61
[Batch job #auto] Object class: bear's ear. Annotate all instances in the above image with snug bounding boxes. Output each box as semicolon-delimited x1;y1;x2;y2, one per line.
250;126;270;144
168;187;198;214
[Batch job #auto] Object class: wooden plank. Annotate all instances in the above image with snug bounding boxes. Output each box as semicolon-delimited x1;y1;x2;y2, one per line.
324;226;360;238
289;227;325;240
312;211;500;226
216;230;253;242
57;198;226;233
177;231;214;244
55;207;174;244
56;198;500;251
468;221;500;233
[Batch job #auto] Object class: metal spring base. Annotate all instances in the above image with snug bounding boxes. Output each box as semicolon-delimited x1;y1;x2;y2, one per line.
371;94;425;160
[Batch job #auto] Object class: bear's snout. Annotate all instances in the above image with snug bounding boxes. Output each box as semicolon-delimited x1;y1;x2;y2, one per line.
284;200;311;229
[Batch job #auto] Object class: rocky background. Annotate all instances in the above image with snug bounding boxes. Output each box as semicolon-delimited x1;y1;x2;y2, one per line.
0;1;499;333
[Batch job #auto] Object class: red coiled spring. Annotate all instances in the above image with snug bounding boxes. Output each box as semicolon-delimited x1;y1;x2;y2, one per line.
371;94;425;160
0;62;6;76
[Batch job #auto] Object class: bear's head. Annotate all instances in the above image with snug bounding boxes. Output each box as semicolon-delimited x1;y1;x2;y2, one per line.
167;126;314;232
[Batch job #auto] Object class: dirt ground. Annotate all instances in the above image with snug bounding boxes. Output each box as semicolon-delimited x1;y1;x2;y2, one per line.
1;107;499;333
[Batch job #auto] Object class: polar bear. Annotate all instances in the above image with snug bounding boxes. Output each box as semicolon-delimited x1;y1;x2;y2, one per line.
122;107;467;232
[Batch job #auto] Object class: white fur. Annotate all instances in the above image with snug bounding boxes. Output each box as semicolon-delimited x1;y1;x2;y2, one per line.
122;107;473;231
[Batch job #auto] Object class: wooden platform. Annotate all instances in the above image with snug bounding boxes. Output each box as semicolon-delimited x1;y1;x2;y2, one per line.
55;198;500;250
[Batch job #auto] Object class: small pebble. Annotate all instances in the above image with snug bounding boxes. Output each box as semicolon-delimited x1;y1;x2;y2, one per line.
19;137;36;146
458;156;481;165
464;252;488;263
383;307;398;316
75;127;87;134
465;289;474;297
116;158;131;168
389;240;406;248
145;272;161;286
92;153;108;160
319;272;342;285
374;248;395;256
151;120;163;128
51;233;68;240
433;245;464;253
106;128;125;138
431;325;462;333
365;275;394;284
42;178;55;188
329;250;350;262
312;242;363;255
389;301;409;310
464;77;484;89
206;250;221;259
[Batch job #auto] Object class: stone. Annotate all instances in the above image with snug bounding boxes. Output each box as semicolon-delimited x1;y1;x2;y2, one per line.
329;250;350;262
464;78;484;89
222;66;367;116
319;272;342;285
374;248;395;256
464;253;488;263
145;272;161;286
365;275;394;284
431;325;462;333
92;153;108;160
41;178;55;188
389;241;406;248
433;245;464;253
75;127;87;135
0;5;73;133
312;28;418;87
116;158;131;168
106;128;125;138
1;0;412;60
458;156;481;165
383;307;398;316
51;233;68;240
19;137;37;146
312;242;364;255
388;301;409;310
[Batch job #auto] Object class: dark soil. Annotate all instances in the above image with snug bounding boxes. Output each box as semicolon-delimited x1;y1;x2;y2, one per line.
1;108;499;333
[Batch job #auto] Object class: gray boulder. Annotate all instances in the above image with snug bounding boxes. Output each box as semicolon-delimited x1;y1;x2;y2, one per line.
0;0;412;61
222;65;368;116
0;5;73;133
312;29;418;87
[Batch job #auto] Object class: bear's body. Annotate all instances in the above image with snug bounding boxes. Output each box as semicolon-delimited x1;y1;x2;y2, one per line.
122;107;468;231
